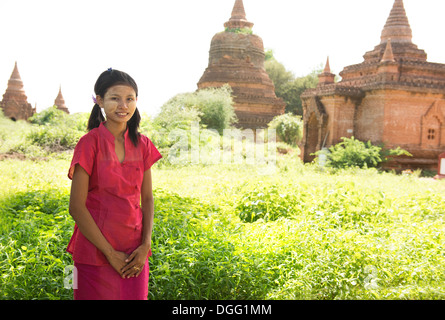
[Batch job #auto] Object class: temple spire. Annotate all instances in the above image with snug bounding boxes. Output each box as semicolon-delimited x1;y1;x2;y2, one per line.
224;0;254;30
54;85;69;114
323;56;332;73
380;0;412;44
11;61;21;81
318;56;336;85
381;39;396;62
4;61;27;100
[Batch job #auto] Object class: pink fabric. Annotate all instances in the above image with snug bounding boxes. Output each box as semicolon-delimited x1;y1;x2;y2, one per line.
67;122;162;300
67;122;162;266
74;259;149;300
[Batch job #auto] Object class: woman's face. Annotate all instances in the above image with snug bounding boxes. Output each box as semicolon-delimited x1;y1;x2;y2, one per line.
97;85;137;126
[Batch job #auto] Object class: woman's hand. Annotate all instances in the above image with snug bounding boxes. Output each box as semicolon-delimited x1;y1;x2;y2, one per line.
121;244;150;278
105;250;129;278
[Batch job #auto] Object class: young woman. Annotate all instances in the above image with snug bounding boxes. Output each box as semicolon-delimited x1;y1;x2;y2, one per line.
67;69;162;300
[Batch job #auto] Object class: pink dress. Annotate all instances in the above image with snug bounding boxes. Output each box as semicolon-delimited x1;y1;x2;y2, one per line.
67;122;162;300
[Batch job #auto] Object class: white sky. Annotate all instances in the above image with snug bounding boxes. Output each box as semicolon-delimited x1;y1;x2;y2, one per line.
0;0;444;117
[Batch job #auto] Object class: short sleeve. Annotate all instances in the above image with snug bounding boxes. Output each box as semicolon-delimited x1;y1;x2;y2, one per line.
68;134;96;180
142;136;162;171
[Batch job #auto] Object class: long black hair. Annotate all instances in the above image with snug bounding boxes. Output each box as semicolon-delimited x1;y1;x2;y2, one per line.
87;68;141;147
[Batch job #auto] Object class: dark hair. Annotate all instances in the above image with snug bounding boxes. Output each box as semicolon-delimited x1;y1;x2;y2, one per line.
87;68;141;147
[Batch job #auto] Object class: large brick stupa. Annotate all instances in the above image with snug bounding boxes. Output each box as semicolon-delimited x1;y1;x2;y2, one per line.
197;0;285;130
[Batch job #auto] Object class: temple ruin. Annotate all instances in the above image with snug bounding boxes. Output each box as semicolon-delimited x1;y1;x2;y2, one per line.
300;0;445;170
197;0;285;129
0;62;35;121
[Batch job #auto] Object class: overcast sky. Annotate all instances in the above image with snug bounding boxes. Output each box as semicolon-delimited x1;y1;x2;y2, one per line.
1;0;444;117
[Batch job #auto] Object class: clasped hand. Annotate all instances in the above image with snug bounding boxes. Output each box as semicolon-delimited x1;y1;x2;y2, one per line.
106;245;149;279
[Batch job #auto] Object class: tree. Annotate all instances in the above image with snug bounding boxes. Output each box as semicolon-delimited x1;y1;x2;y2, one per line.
265;50;321;116
268;113;303;146
153;85;237;135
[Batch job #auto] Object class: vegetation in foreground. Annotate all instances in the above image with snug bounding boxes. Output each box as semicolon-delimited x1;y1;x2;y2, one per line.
1;155;444;300
1;102;444;300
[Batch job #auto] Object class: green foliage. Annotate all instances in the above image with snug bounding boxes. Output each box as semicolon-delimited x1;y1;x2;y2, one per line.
152;85;237;155
0;186;74;300
265;51;321;115
224;27;253;35
27;125;84;151
29;106;67;125
156;85;236;134
268;113;303;146
237;184;295;223
315;137;412;169
1;159;445;300
264;49;274;62
153;96;202;133
188;85;237;134
0;106;88;159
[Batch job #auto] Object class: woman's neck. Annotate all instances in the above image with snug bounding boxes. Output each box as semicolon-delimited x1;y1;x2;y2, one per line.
104;121;127;139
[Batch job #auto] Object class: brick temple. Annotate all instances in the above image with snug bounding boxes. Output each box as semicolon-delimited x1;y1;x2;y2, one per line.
0;62;69;120
0;62;35;121
197;0;285;129
300;0;445;170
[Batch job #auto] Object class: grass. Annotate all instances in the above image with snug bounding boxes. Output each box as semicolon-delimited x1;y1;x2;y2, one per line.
1;155;444;300
1;111;444;300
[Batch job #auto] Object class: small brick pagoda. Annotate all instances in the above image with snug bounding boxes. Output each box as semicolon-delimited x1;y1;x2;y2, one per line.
300;0;445;170
0;62;35;121
54;86;69;114
197;0;285;129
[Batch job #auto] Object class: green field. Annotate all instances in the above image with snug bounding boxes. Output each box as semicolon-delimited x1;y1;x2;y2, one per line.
1;154;445;300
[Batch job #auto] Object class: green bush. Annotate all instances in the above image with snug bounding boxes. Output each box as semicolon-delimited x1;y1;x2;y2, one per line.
192;85;237;134
0;106;89;159
27;125;84;151
268;113;303;146
154;86;236;134
236;184;295;223
0;188;74;300
315;137;411;169
29;106;67;126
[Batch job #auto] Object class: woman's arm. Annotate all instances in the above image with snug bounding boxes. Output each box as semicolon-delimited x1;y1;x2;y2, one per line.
122;168;154;278
69;164;128;276
140;168;155;250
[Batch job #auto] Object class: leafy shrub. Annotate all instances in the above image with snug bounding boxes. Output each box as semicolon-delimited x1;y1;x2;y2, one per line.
236;184;296;222
27;107;88;153
153;96;202;133
1;106;89;158
29;106;67;126
27;125;84;151
0;188;74;300
268;113;303;146
154;85;237;135
192;85;237;134
315;137;411;169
